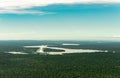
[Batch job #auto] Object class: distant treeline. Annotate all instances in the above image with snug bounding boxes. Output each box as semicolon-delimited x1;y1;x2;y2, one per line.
0;40;120;53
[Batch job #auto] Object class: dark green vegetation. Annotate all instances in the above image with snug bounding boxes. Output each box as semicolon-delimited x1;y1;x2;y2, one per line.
44;48;65;52
0;52;120;78
0;40;120;78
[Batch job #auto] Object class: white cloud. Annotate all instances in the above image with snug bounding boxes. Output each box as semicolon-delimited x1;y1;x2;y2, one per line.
0;0;120;9
0;0;120;14
0;9;54;15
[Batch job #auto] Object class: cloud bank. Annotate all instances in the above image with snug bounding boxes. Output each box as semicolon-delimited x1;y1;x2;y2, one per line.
0;9;54;15
0;0;120;14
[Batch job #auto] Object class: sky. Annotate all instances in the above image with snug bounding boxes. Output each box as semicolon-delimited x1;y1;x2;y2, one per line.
0;0;120;40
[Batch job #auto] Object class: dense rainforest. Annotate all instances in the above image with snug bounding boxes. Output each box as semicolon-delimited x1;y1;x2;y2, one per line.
0;40;120;78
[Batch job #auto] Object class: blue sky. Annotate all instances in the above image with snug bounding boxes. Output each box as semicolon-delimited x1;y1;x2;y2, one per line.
0;1;120;40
